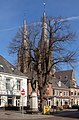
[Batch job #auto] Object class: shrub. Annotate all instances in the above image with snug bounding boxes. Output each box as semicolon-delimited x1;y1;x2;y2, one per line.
72;105;78;109
58;106;63;111
63;105;69;109
51;105;57;109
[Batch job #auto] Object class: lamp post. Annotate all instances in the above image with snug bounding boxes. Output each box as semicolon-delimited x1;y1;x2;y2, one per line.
60;91;62;106
53;89;57;113
52;95;57;113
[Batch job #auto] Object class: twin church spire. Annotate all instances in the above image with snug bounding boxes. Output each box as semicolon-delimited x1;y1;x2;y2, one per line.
18;2;50;74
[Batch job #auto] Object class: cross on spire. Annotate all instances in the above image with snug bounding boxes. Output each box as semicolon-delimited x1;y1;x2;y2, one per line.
43;1;46;12
24;10;27;20
43;1;46;13
24;12;26;20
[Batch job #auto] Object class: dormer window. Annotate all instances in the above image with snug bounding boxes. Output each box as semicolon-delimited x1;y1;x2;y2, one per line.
0;65;3;67
74;82;77;87
58;81;61;87
11;67;14;72
0;64;4;71
65;76;68;79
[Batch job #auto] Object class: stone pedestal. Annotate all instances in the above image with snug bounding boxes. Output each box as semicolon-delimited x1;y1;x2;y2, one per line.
30;91;38;111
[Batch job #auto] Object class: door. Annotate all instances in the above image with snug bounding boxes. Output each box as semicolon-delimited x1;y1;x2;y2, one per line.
8;96;13;106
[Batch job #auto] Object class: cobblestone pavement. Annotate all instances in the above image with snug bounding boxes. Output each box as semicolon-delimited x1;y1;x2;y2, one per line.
0;111;52;120
0;109;79;120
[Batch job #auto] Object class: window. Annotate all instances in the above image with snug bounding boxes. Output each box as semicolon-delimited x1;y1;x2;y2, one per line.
74;91;77;96
64;101;68;105
60;91;62;96
74;83;77;87
6;79;10;90
0;64;4;71
64;92;66;96
58;81;61;87
11;67;14;72
56;91;59;96
53;89;56;96
16;96;20;106
64;76;68;79
53;89;55;95
47;99;51;106
64;91;69;96
64;91;68;96
66;92;68;96
0;96;1;105
17;80;21;90
71;92;73;95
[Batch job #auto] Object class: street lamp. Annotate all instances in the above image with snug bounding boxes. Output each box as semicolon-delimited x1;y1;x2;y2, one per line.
60;91;62;106
53;89;57;113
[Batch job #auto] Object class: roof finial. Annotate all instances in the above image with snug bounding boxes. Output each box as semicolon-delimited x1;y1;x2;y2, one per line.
43;0;46;14
23;11;27;33
24;11;26;20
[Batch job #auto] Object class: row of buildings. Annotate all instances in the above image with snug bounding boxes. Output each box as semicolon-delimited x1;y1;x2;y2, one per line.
0;9;79;109
28;69;79;108
0;55;79;108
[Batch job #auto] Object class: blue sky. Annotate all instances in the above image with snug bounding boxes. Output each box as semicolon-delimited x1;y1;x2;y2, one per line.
0;0;79;84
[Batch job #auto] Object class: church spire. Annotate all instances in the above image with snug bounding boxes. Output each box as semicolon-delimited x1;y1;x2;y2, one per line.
18;18;29;74
42;1;48;42
22;18;28;47
23;18;27;33
43;1;46;25
43;2;46;19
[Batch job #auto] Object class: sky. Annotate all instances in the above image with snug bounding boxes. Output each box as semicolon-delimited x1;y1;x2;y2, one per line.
0;0;79;84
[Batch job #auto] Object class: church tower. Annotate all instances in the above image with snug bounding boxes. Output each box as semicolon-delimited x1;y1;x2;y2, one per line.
39;2;55;77
18;18;29;74
40;3;48;51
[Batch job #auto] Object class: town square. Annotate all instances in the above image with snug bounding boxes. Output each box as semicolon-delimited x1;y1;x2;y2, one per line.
0;0;79;120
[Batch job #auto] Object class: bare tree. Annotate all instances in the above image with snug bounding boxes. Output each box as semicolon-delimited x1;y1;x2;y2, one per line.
8;17;78;111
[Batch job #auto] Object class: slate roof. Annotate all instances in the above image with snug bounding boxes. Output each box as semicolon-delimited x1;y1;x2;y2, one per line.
49;77;69;89
55;70;78;88
55;70;74;81
62;79;79;88
0;55;24;76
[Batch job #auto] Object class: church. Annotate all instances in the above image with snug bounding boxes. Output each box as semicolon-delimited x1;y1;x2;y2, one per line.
0;6;79;109
17;8;79;109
